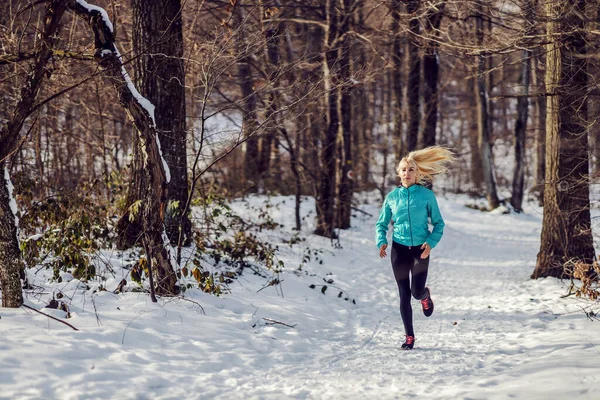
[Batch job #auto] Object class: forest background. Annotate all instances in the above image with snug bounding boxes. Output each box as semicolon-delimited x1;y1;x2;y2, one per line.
0;0;599;309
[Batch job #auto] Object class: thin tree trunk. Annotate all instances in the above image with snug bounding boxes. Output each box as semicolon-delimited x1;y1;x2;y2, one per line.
419;2;445;150
338;0;354;229
531;47;546;204
315;0;339;238
405;0;420;152
258;2;281;190
475;6;499;210
391;0;404;160
511;47;530;212
533;0;595;279
235;1;261;193
467;72;484;191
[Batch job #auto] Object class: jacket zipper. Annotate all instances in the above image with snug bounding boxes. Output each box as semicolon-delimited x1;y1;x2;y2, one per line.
407;188;414;247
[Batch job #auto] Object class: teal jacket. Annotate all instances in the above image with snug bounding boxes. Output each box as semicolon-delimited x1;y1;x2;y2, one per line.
375;185;445;249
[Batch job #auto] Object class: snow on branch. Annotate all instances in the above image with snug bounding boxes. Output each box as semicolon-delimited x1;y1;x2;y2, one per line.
75;0;114;33
69;0;171;183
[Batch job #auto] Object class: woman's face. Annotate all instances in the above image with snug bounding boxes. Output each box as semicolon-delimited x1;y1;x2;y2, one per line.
399;160;418;187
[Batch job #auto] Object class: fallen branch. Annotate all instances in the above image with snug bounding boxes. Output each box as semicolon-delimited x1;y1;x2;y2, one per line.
262;317;296;328
21;304;79;331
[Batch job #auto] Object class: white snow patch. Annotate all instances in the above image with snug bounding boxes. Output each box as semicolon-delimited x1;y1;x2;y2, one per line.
156;133;171;183
26;233;43;242
4;166;19;241
1;193;599;399
75;0;114;33
113;48;156;128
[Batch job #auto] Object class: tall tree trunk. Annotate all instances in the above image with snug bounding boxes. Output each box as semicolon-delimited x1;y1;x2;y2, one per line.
533;0;595;279
338;0;354;229
355;1;371;189
0;0;67;308
315;0;339;238
119;0;191;247
419;2;445;149
0;166;24;308
405;0;420;152
258;2;282;191
510;48;530;213
467;73;484;191
391;0;404;160
531;47;546;204
475;6;499;210
589;3;600;181
235;1;261;193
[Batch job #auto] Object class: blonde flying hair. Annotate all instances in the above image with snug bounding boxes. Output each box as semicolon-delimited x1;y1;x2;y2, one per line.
396;146;455;184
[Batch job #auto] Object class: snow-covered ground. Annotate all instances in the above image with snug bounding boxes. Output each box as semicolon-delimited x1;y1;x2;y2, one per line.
1;192;599;400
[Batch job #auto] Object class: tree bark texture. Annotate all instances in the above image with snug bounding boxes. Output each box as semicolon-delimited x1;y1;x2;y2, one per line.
533;0;595;279
0;165;24;308
0;0;68;307
134;0;190;246
70;0;178;295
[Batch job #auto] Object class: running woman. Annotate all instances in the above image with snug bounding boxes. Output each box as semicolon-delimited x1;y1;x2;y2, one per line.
376;146;454;350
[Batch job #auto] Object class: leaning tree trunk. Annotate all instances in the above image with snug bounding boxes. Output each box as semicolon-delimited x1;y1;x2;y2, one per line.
405;0;420;153
533;0;595;279
0;0;68;307
338;0;354;229
511;46;531;213
315;0;339;238
475;6;499;210
70;0;178;295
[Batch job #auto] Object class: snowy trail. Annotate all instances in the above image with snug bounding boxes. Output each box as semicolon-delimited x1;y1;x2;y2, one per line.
221;196;600;399
1;194;599;399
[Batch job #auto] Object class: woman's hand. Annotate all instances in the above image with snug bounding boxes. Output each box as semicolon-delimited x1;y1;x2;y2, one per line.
379;244;388;258
420;242;431;259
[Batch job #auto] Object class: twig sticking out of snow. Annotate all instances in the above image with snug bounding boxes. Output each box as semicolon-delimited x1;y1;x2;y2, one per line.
21;304;79;331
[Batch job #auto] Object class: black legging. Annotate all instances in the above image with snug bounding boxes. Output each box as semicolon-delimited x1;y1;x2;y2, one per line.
391;241;429;337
